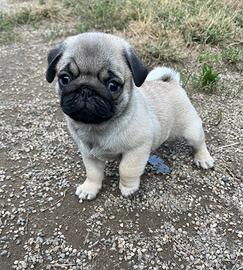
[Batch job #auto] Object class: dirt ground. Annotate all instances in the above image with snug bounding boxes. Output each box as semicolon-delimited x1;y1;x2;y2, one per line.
0;20;243;270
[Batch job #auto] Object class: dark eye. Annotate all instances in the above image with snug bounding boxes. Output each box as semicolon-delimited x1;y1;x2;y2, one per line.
107;81;120;92
59;74;71;86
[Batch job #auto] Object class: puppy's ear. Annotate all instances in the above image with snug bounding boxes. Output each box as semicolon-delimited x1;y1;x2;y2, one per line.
46;44;64;83
124;48;148;87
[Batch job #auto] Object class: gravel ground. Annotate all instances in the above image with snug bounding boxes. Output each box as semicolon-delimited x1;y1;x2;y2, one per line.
0;27;243;270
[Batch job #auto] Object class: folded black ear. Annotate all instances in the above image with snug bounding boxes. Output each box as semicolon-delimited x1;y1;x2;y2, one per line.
46;44;64;83
124;47;148;87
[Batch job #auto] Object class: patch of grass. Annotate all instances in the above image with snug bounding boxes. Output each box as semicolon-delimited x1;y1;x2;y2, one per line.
2;0;242;60
197;51;222;65
70;0;141;32
181;0;242;45
0;13;12;32
126;20;187;65
222;47;243;65
0;12;17;43
183;13;234;45
0;4;62;44
1;6;58;28
233;10;243;28
81;0;240;63
49;0;241;64
0;30;17;44
200;64;220;87
193;64;220;94
39;0;47;4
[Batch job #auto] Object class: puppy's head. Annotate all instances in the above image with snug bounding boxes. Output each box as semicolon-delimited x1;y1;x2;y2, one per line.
46;32;148;124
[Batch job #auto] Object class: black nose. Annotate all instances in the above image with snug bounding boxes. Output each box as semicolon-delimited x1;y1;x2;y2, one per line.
80;88;94;99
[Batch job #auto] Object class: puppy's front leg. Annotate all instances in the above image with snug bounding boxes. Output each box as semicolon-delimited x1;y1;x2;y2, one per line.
76;156;105;200
119;146;151;197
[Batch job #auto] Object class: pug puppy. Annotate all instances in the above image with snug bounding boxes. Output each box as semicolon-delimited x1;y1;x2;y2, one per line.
46;32;214;200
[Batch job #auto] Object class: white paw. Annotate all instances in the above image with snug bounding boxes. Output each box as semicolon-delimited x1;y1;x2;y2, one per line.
75;180;101;200
119;182;139;197
194;151;214;169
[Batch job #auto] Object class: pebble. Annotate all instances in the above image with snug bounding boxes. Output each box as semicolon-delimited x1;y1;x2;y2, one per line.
0;250;8;256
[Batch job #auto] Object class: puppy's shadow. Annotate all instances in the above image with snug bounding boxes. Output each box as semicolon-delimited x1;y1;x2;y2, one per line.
156;139;193;163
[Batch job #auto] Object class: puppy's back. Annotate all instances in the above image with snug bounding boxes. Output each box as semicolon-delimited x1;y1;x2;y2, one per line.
140;68;199;138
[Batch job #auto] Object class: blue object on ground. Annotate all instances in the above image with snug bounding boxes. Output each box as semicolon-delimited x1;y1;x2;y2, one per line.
148;154;171;174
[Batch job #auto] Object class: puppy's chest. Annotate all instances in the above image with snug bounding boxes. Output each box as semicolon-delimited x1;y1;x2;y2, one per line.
76;130;123;160
86;141;120;160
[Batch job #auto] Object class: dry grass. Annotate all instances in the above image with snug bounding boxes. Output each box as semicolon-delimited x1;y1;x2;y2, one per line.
0;0;242;94
125;20;187;64
61;0;242;69
0;0;68;43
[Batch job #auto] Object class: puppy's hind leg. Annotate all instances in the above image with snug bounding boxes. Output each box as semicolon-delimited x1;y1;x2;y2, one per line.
183;118;214;169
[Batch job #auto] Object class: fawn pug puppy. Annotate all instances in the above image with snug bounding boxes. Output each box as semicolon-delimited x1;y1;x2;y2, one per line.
46;32;214;200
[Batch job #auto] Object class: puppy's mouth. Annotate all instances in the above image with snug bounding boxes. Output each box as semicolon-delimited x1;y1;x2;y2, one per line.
60;88;115;124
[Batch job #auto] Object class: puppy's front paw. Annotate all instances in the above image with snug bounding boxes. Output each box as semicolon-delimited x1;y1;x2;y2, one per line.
119;181;139;197
194;151;214;169
75;180;101;200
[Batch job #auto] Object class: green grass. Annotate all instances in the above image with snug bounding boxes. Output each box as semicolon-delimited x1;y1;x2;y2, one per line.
233;10;243;27
193;64;221;94
197;46;243;71
222;47;243;65
200;64;220;88
197;51;222;65
0;12;17;43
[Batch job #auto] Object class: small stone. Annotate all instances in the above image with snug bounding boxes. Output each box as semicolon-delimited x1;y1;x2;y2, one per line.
21;261;27;269
0;250;8;256
60;253;65;258
16;239;21;245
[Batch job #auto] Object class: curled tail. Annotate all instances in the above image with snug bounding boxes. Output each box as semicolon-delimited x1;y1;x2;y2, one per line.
145;66;180;84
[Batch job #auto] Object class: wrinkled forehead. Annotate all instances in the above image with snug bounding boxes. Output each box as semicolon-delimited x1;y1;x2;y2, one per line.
57;34;127;76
